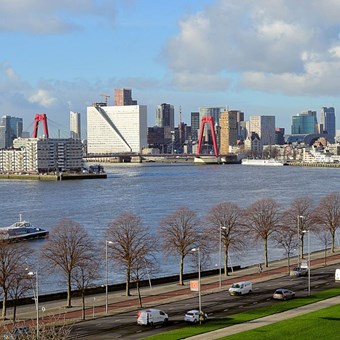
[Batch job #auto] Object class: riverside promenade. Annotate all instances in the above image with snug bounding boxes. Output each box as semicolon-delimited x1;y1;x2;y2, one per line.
2;249;340;338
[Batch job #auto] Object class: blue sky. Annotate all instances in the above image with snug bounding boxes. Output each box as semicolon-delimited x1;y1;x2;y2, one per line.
1;0;340;137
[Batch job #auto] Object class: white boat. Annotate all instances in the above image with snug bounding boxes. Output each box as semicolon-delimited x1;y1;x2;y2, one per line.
194;156;221;164
241;159;286;166
0;215;49;242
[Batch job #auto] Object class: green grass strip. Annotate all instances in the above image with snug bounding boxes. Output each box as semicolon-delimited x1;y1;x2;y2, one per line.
143;288;340;340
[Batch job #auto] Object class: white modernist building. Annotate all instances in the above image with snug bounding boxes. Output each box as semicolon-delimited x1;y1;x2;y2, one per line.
87;104;147;154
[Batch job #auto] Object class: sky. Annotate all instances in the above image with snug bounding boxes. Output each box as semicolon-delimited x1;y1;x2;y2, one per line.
1;0;340;138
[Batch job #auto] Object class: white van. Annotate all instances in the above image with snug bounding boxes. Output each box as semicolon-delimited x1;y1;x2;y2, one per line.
228;281;253;296
137;308;168;326
335;269;340;281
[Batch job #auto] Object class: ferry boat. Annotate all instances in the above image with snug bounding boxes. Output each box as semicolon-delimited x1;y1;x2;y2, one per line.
0;215;49;242
241;158;286;166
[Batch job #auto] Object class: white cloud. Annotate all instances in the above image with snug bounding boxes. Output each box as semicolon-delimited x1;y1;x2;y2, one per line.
28;89;56;107
163;0;340;96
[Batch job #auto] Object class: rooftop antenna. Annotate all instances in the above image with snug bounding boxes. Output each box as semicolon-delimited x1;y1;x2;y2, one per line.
100;94;110;105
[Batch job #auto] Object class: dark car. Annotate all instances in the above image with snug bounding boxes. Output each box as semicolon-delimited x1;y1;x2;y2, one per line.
273;289;295;300
290;267;308;277
3;326;31;339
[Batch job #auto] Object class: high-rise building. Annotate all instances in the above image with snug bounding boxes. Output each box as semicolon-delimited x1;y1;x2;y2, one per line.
87;103;147;154
249;115;275;145
320;107;336;141
0;115;23;149
291;111;317;134
199;107;225;143
275;128;285;145
70;111;81;139
219;111;238;154
155;103;174;130
114;88;137;106
191;112;200;141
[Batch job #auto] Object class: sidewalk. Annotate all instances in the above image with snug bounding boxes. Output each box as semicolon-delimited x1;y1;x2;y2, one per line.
2;249;340;335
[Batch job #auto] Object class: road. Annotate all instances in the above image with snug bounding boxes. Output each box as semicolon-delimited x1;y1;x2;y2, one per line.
69;263;338;339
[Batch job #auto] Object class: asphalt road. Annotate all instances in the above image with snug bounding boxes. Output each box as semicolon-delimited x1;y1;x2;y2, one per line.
69;263;338;339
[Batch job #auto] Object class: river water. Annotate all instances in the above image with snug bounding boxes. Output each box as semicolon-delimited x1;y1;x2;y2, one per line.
0;163;339;294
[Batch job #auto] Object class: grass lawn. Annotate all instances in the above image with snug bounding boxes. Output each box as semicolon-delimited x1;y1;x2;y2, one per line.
143;288;340;340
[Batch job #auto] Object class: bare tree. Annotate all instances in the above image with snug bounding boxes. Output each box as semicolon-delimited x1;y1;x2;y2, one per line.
245;198;281;267
313;224;331;266
159;207;201;285
313;192;340;253
284;197;314;262
273;224;298;275
72;256;99;320
41;219;95;308
205;202;245;276
105;213;155;297
0;242;30;320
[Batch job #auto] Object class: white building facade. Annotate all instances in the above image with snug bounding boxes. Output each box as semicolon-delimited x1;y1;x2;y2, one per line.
70;111;81;139
87;104;147;154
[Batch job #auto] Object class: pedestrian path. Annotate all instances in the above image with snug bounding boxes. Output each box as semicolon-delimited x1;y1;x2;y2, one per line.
1;250;340;336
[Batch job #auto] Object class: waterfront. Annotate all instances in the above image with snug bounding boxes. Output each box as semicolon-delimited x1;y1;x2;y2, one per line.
0;163;339;294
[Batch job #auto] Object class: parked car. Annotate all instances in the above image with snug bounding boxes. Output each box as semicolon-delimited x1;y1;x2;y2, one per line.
184;310;208;324
273;288;295;300
137;308;168;326
228;281;252;296
290;267;308;277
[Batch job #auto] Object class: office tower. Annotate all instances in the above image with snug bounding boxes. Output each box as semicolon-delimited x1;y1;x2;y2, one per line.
191;112;200;141
320;107;336;141
70;111;81;139
0;115;23;149
114;88;137;106
87;103;147;154
156;103;175;130
291;111;318;134
199;107;225;143
275;128;285;145
219;111;238;154
249;115;275;145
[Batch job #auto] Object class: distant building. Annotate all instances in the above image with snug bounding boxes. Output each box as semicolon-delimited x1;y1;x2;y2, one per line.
291;111;318;134
275;128;285;145
199;107;225;143
0;115;23;149
0;138;83;173
87;103;147;154
244;132;263;156
156;103;174;130
320;107;336;141
219;111;238;154
70;111;81;139
249;115;275;145
114;88;137;106
191;112;200;141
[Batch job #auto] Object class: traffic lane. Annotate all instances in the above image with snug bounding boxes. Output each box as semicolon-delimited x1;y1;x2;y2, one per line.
69;264;340;339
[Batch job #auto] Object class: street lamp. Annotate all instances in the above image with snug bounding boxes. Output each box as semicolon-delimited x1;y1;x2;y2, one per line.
106;240;113;315
219;226;227;289
28;271;39;339
191;247;201;323
297;215;304;268
303;230;311;296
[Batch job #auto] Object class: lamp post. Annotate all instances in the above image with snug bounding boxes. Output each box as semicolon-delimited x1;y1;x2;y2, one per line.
297;215;304;268
219;226;227;289
303;230;311;296
191;247;201;322
106;240;113;315
28;271;39;339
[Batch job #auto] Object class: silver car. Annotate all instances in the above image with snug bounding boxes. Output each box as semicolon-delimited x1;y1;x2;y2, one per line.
273;288;295;300
184;310;208;324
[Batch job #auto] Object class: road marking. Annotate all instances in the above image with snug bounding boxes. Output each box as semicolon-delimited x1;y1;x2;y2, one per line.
224;308;229;311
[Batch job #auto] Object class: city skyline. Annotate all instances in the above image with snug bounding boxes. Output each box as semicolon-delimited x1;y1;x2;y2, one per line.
1;1;340;135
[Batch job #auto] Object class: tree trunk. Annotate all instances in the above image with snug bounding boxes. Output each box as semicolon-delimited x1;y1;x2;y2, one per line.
224;248;229;276
331;230;335;253
136;280;142;308
179;255;184;285
82;292;85;320
287;253;291;275
264;238;268;267
67;272;72;308
125;268;131;296
2;291;7;319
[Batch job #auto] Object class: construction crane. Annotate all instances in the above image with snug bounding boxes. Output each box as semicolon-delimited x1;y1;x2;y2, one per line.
100;94;110;105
